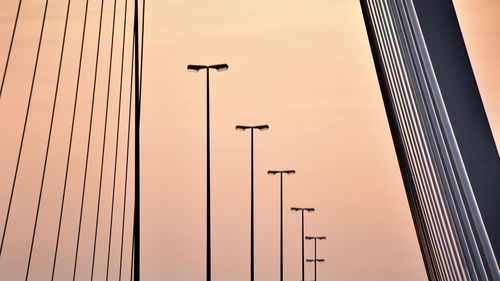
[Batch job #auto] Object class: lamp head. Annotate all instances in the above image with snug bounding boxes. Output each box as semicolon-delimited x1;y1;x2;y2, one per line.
236;125;251;131
268;170;295;175
291;207;315;212
187;65;207;72
236;124;269;131
209;64;229;72
254;124;269;131
306;259;325;263
305;236;326;240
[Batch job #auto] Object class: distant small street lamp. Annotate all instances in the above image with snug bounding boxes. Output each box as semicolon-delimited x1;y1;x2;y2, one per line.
305;236;326;281
306;259;325;281
268;170;295;281
236;124;269;281
291;207;315;281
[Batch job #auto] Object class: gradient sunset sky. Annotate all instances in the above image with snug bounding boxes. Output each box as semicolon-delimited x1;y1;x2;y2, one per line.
0;0;498;280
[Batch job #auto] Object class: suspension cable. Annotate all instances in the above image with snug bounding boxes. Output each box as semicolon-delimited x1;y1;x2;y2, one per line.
139;0;145;103
24;0;74;279
130;233;135;281
0;0;23;101
105;0;129;279
50;0;91;279
119;34;135;281
0;0;50;257
72;0;107;278
90;0;119;278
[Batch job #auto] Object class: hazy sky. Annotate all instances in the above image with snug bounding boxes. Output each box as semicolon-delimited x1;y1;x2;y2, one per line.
0;0;498;280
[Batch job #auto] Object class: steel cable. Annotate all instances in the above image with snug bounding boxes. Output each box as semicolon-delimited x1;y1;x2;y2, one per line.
119;40;135;281
90;0;119;278
50;0;91;279
0;0;50;257
72;0;107;278
105;0;130;279
24;0;74;279
0;0;23;101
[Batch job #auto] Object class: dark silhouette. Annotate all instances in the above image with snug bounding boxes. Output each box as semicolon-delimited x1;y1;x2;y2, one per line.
305;259;325;281
236;125;269;281
0;0;143;279
188;63;228;281
305;236;326;281
133;0;143;279
268;170;296;281
291;207;315;281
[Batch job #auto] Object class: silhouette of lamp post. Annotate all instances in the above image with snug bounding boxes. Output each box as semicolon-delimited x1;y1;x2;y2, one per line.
305;236;326;281
268;170;295;281
306;259;325;281
187;63;228;281
291;207;315;281
236;124;269;281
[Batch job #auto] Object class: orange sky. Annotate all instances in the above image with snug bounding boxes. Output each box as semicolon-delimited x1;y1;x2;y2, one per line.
0;0;498;280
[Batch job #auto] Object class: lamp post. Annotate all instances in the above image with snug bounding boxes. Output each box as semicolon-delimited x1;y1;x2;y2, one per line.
305;236;326;281
268;170;295;281
187;63;228;281
291;207;315;281
306;259;325;281
236;124;269;281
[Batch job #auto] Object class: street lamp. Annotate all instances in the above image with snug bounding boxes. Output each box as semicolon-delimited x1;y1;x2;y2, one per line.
305;236;326;281
268;170;295;281
306;259;325;281
291;207;315;281
187;63;228;281
236;124;269;281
